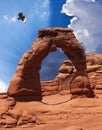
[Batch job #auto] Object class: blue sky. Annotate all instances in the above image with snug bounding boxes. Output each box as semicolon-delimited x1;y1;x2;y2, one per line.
0;0;102;92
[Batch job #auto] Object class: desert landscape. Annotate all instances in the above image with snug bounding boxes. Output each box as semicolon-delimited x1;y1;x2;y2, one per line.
0;28;102;130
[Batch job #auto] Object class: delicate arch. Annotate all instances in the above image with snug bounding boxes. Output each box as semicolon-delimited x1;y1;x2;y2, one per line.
7;28;94;99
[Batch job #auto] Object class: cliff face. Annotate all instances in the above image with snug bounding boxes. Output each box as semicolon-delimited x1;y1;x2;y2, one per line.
7;27;94;98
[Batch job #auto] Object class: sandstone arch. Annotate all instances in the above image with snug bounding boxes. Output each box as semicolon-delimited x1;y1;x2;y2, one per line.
7;28;94;99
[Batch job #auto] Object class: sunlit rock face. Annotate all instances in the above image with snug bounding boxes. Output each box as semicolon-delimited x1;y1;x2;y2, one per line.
7;27;94;99
86;53;102;93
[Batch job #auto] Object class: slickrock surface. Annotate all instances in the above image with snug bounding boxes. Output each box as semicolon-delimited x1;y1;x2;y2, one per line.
0;93;102;130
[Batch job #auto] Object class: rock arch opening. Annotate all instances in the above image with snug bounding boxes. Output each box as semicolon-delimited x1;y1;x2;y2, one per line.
40;48;67;81
7;28;94;100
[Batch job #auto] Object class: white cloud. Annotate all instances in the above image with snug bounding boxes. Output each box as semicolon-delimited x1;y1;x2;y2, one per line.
61;0;102;53
42;0;50;7
30;0;50;21
0;80;7;92
68;16;78;27
83;0;96;2
11;16;17;22
41;11;49;18
3;15;17;23
74;29;89;39
4;15;9;20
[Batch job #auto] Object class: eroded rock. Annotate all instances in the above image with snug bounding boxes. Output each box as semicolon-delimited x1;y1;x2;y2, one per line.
7;27;93;99
86;53;102;91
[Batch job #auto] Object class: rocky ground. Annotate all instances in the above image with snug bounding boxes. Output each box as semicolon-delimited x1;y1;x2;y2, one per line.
0;52;102;130
0;91;102;130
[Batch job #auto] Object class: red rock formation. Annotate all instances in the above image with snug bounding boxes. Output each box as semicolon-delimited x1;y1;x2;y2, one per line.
0;53;102;129
59;60;74;74
86;53;102;65
70;71;93;97
41;53;102;97
86;53;102;92
41;60;74;96
7;28;94;99
0;91;102;129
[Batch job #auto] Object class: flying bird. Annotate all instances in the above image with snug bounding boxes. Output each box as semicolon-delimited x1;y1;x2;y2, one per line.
17;12;26;23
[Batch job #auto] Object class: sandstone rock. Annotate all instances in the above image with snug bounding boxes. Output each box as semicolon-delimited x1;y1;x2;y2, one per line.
61;126;83;130
7;27;93;99
59;60;74;74
41;80;59;91
1;93;102;129
86;53;102;91
59;90;70;95
41;80;59;96
4;115;17;128
0;92;8;99
70;71;94;97
86;65;101;73
86;53;102;65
